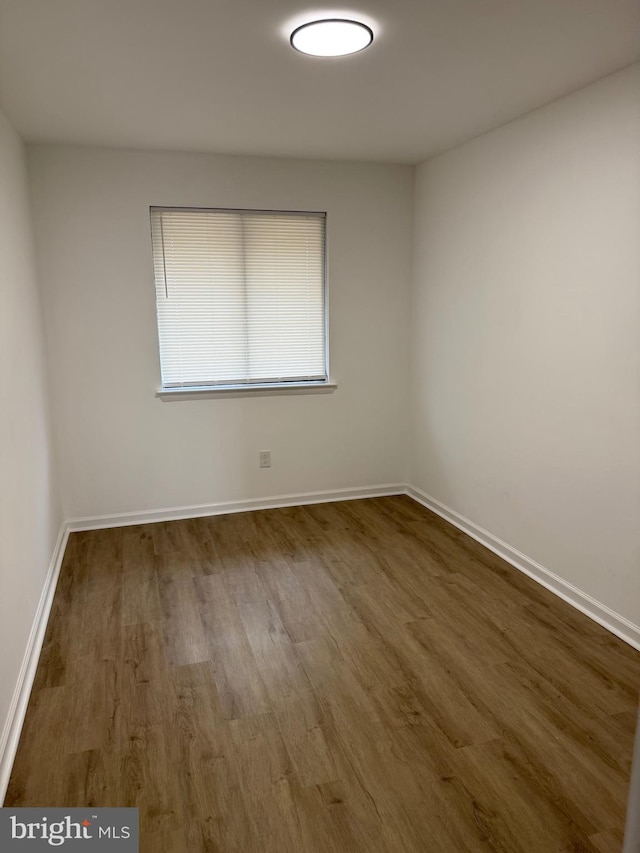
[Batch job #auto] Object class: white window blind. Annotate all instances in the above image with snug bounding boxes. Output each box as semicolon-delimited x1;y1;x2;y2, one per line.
150;207;327;389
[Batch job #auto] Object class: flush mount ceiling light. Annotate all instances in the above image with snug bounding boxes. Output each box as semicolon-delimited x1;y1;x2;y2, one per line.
290;19;374;57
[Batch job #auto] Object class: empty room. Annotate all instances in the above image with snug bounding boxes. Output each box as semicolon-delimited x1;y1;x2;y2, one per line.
1;1;639;851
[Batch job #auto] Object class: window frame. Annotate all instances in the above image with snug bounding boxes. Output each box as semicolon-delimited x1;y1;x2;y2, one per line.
149;205;335;399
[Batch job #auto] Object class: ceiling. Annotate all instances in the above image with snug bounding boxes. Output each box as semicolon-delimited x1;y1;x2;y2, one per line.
0;0;638;164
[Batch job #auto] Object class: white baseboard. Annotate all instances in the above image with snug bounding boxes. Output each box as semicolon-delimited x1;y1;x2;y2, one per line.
0;522;69;804
3;483;637;805
406;485;640;652
66;484;406;531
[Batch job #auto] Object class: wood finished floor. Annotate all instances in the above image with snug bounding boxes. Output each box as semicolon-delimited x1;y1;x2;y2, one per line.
6;496;640;852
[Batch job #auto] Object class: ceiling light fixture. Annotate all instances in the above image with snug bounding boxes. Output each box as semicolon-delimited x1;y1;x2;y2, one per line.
290;19;374;57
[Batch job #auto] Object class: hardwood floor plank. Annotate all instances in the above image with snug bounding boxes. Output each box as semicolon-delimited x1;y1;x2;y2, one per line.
589;828;625;853
237;598;311;702
157;573;210;667
275;689;337;788
223;565;268;605
195;574;271;719
287;782;368;853
5;686;69;805
254;556;302;603
451;738;601;852
123;529;156;579
270;584;323;644
227;713;305;853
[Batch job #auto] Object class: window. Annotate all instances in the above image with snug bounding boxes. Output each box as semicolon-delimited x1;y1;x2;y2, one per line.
150;206;329;394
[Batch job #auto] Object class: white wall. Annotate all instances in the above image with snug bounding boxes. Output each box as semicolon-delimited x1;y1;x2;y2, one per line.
23;67;639;634
411;65;640;626
0;108;62;757
28;147;413;519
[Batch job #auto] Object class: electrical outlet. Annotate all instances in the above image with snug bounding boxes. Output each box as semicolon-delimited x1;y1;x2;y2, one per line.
259;450;271;468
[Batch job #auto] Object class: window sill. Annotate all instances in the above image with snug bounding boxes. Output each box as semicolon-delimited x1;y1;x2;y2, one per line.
156;381;338;401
